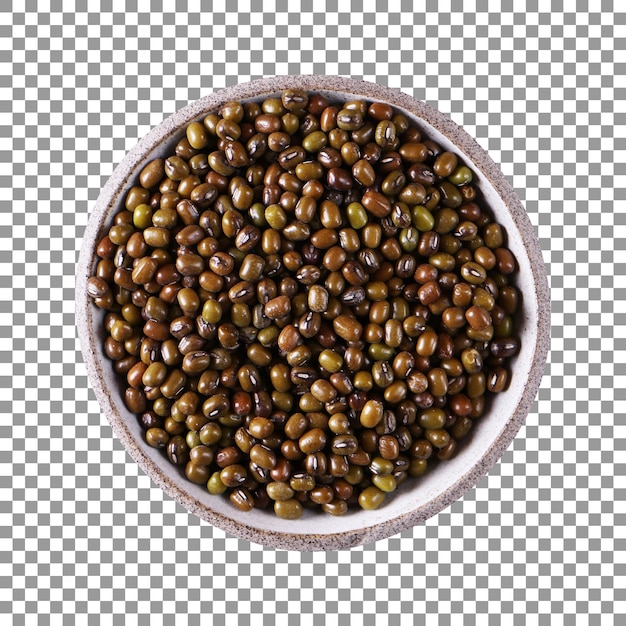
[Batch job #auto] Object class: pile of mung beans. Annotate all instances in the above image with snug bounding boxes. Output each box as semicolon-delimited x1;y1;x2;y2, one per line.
87;89;521;519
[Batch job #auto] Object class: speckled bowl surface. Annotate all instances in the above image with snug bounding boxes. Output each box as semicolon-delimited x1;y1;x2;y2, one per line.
76;75;550;551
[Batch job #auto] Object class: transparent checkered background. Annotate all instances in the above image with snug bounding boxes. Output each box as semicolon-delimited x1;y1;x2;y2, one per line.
1;0;624;623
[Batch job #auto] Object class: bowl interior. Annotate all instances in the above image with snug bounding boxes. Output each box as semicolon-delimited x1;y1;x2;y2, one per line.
77;76;549;550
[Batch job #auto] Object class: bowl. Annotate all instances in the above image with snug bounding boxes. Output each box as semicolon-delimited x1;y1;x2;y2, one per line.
76;75;550;551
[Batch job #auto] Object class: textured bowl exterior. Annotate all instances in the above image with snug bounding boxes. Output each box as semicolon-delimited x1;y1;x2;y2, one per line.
76;75;550;551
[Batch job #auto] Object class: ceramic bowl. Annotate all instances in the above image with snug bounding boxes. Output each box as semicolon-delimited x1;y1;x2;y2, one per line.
76;75;550;551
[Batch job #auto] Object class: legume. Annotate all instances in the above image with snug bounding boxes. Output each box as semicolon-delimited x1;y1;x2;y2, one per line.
89;89;521;518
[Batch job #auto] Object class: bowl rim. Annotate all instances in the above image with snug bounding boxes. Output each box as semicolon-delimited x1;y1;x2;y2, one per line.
76;75;550;551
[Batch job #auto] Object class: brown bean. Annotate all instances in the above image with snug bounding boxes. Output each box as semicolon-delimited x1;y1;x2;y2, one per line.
362;190;392;218
433;151;458;177
350;159;375;187
490;338;520;358
465;305;492;330
264;295;291;320
306;285;329;313
341;260;367;286
498;286;519;315
176;253;205;276
142;227;170;248
249;444;277;469
220;464;248;488
378;435;400;460
299;428;327;454
276;325;301;353
228;281;255;304
495;247;516;274
333;314;363;342
368;102;393;120
139;159;165;189
255;114;281;133
418;280;441;306
86;276;109;299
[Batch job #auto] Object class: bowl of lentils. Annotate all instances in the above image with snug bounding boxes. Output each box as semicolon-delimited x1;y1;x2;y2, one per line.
77;76;550;550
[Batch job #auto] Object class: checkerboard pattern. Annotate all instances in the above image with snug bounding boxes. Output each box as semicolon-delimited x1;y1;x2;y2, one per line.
1;1;624;622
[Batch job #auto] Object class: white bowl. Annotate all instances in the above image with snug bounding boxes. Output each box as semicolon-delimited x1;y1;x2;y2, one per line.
76;76;550;551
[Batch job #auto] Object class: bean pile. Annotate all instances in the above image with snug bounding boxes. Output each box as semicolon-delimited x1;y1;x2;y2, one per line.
88;89;521;519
